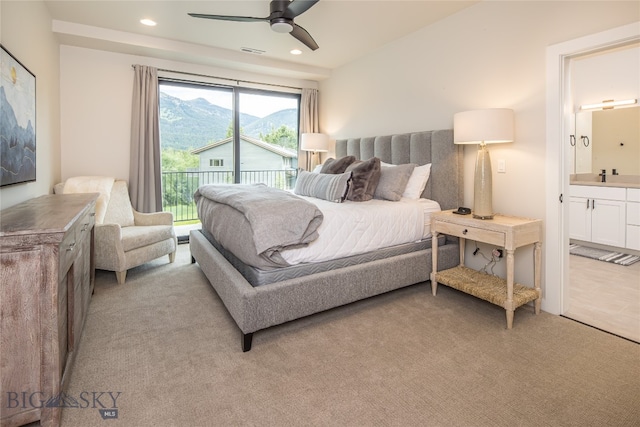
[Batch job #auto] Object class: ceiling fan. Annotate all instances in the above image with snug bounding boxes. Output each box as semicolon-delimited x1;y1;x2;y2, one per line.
189;0;320;51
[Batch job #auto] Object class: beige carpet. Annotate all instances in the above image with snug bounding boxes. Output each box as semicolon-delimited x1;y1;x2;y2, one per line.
61;244;640;426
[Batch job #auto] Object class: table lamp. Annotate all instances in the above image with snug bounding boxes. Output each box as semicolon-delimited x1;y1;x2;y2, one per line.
300;133;329;171
453;108;514;219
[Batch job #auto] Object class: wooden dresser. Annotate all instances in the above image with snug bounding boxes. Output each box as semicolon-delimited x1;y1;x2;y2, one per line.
1;194;97;427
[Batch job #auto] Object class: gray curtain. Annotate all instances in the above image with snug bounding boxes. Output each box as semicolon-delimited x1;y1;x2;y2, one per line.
129;65;162;212
299;88;320;168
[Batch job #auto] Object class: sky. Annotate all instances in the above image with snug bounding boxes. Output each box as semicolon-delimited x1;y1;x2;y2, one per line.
160;83;297;118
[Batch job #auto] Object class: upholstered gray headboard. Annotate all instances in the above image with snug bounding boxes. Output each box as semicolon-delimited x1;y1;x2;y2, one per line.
334;129;463;210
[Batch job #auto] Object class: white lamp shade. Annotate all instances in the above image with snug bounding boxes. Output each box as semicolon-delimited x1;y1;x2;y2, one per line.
453;108;515;145
300;133;329;152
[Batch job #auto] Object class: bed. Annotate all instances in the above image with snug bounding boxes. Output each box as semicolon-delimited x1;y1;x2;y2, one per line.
190;129;463;351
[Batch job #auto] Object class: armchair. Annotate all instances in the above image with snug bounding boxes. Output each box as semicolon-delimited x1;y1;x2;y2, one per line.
55;179;177;284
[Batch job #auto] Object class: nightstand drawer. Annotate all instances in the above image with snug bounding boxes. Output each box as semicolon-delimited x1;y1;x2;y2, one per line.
435;221;505;247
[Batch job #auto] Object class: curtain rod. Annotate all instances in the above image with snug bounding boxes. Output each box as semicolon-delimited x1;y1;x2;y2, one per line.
131;65;303;91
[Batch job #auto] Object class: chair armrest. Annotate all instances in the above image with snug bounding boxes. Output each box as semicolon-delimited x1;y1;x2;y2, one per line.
133;210;174;226
94;223;126;271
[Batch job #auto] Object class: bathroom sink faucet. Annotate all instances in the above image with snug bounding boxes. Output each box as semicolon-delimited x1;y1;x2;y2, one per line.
599;169;606;182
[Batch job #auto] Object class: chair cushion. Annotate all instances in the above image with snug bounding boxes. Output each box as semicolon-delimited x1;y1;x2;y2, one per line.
103;181;135;227
120;225;175;252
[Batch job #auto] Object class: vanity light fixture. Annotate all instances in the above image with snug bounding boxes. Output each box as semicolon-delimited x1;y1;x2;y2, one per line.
580;98;637;110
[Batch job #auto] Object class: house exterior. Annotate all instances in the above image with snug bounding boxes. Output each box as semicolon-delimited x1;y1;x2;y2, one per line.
190;134;298;188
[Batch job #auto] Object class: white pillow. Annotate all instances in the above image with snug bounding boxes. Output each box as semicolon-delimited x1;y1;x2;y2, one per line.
403;163;431;199
312;164;323;173
379;162;432;199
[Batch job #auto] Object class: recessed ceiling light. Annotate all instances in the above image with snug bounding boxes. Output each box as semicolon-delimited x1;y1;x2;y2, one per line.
290;49;302;55
140;19;157;26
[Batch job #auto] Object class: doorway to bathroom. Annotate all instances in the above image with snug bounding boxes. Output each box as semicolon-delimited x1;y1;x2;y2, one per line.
545;24;640;342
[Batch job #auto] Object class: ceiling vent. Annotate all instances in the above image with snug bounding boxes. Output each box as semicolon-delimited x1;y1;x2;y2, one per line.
240;47;265;55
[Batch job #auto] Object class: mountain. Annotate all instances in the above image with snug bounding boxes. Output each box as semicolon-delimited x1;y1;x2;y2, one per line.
159;92;298;151
0;86;36;186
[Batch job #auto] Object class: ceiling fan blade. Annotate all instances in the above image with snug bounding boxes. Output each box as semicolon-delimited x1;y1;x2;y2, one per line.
290;24;319;51
284;0;319;19
188;13;269;23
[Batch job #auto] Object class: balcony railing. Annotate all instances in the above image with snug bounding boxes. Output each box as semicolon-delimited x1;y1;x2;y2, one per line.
162;169;299;223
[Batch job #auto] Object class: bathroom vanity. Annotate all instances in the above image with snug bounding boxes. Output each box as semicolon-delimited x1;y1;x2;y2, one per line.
569;175;640;251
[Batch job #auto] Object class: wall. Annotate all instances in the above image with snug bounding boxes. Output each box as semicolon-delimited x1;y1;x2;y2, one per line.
319;1;639;310
0;0;60;209
59;46;318;182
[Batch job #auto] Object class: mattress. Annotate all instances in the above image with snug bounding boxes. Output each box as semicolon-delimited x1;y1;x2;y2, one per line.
199;228;446;287
280;196;441;264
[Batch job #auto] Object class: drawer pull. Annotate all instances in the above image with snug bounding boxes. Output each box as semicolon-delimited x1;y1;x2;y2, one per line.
90;212;96;217
463;229;468;235
81;223;89;232
67;242;76;252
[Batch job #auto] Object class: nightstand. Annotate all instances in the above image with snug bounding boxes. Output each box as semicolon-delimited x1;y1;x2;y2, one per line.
430;210;543;329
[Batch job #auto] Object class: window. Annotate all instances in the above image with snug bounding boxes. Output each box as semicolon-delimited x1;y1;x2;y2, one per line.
158;80;301;222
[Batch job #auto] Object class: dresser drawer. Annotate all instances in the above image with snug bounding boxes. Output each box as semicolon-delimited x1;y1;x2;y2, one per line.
59;227;78;278
434;221;505;247
58;207;95;280
76;209;95;242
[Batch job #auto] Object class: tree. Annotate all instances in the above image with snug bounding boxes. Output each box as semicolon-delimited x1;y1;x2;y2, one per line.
260;125;297;150
225;122;245;138
161;148;199;172
161;148;200;210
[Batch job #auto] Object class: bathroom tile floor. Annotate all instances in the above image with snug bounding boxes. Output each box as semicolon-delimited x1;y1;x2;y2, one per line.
565;253;640;343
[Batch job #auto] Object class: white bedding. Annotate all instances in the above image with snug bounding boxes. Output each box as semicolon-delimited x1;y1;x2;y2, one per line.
281;197;441;265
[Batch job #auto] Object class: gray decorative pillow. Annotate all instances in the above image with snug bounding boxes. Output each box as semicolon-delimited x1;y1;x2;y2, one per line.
345;157;381;202
320;156;356;174
374;163;416;201
294;170;351;203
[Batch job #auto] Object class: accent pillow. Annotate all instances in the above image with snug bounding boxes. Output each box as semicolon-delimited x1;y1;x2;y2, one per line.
320;156;356;174
403;163;432;199
374;163;416;201
312;164;323;173
344;157;381;202
294;170;351;203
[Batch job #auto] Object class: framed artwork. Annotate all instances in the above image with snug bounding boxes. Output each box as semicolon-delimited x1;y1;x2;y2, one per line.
1;44;36;187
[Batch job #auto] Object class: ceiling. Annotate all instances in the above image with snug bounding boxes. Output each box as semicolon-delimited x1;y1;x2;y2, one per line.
44;0;477;81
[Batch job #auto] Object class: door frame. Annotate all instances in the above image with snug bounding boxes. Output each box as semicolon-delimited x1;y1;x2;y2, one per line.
544;22;640;315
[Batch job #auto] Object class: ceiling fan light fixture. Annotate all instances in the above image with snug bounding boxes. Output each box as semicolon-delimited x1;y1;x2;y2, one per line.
271;18;293;33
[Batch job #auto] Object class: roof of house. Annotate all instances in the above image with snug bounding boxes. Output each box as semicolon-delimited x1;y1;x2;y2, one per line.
191;135;298;158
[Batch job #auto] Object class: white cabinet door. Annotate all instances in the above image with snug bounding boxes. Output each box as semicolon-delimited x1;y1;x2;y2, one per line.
569;196;591;241
591;199;626;247
627;201;640;250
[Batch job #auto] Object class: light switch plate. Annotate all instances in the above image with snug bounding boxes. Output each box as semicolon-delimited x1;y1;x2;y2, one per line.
497;159;506;173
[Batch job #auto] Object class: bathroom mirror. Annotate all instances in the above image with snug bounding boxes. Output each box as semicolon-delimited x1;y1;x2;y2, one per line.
573;106;640;175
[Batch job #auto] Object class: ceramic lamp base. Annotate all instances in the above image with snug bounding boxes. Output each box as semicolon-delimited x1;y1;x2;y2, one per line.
473;143;494;219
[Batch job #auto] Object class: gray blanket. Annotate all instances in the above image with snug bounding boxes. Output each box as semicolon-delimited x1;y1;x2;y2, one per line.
194;184;323;268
